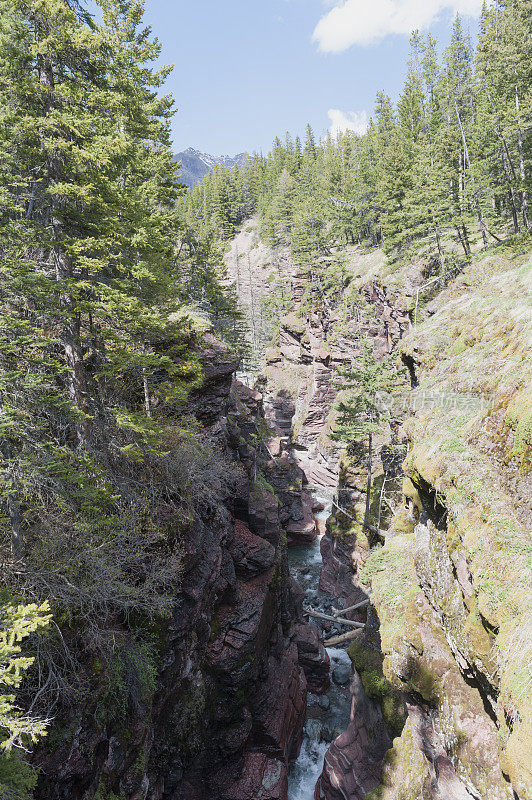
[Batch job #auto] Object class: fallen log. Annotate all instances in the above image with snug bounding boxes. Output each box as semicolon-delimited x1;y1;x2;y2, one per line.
303;607;365;629
323;629;363;647
331;598;370;616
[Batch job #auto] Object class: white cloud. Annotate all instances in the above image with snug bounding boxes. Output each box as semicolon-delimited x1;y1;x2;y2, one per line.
328;108;368;137
313;0;484;52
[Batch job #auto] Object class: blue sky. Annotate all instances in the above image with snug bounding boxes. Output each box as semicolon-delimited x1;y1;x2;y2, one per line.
109;0;484;156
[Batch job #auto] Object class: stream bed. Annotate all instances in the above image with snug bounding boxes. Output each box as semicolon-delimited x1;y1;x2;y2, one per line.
287;490;352;800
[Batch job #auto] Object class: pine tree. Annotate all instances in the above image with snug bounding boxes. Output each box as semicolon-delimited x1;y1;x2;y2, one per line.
333;343;402;530
304;123;318;162
443;15;490;249
260;168;297;248
401;34;452;264
293;136;303;173
476;0;531;231
183;5;530;274
0;602;51;796
211;167;236;239
371;92;413;254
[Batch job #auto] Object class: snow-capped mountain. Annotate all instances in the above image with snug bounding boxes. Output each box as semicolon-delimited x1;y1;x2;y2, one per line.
174;147;247;189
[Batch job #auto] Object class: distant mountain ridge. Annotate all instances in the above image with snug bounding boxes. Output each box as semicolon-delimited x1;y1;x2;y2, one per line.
175;147;247;189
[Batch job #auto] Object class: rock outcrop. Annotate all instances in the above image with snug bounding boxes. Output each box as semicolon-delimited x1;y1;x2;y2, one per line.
182;226;531;800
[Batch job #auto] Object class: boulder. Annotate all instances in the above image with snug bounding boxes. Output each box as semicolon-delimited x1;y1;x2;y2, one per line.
286;493;318;545
332;664;351;686
233;380;264;417
252;644;307;762
248;486;282;545
188;335;239;424
206;571;275;686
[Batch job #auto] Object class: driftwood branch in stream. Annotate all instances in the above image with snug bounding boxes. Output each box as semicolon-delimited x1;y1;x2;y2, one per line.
331;598;370;616
323;629;363;647
303;607;365;629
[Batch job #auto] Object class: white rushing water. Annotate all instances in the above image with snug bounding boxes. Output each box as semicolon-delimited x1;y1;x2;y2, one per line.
287;647;352;799
287;489;352;800
288;737;329;800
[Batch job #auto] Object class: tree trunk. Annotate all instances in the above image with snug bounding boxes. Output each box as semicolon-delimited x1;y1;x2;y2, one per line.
454;100;489;249
303;607;365;629
364;432;372;531
142;369;151;417
7;494;24;561
332;598;370;616
508;188;519;234
377;475;387;531
39;52;91;445
0;443;25;560
323;629;363;647
54;245;91;444
455;225;467;257
454;221;472;259
432;214;445;269
461;223;471;257
485;87;520;233
474;192;489;250
515;83;530;230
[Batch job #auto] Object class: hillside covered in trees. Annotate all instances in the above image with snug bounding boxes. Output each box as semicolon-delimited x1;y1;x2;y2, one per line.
0;1;530;800
184;6;531;264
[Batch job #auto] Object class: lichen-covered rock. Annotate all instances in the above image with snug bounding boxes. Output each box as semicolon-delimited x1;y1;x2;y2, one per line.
364;534;515;800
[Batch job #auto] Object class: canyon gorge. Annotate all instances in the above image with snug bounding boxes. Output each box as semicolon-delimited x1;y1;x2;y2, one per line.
2;5;531;799
28;217;531;800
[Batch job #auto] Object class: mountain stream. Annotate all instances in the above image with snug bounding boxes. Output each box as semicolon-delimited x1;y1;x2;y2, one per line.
287;489;352;800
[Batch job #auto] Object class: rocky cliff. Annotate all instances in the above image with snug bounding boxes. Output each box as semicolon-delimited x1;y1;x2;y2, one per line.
363;245;532;800
30;332;328;800
313;245;532;800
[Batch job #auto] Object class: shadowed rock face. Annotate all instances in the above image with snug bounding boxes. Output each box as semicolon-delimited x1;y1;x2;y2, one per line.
294;622;331;694
215;753;288;800
319;531;363;607
230;520;276;577
234;240;404;800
